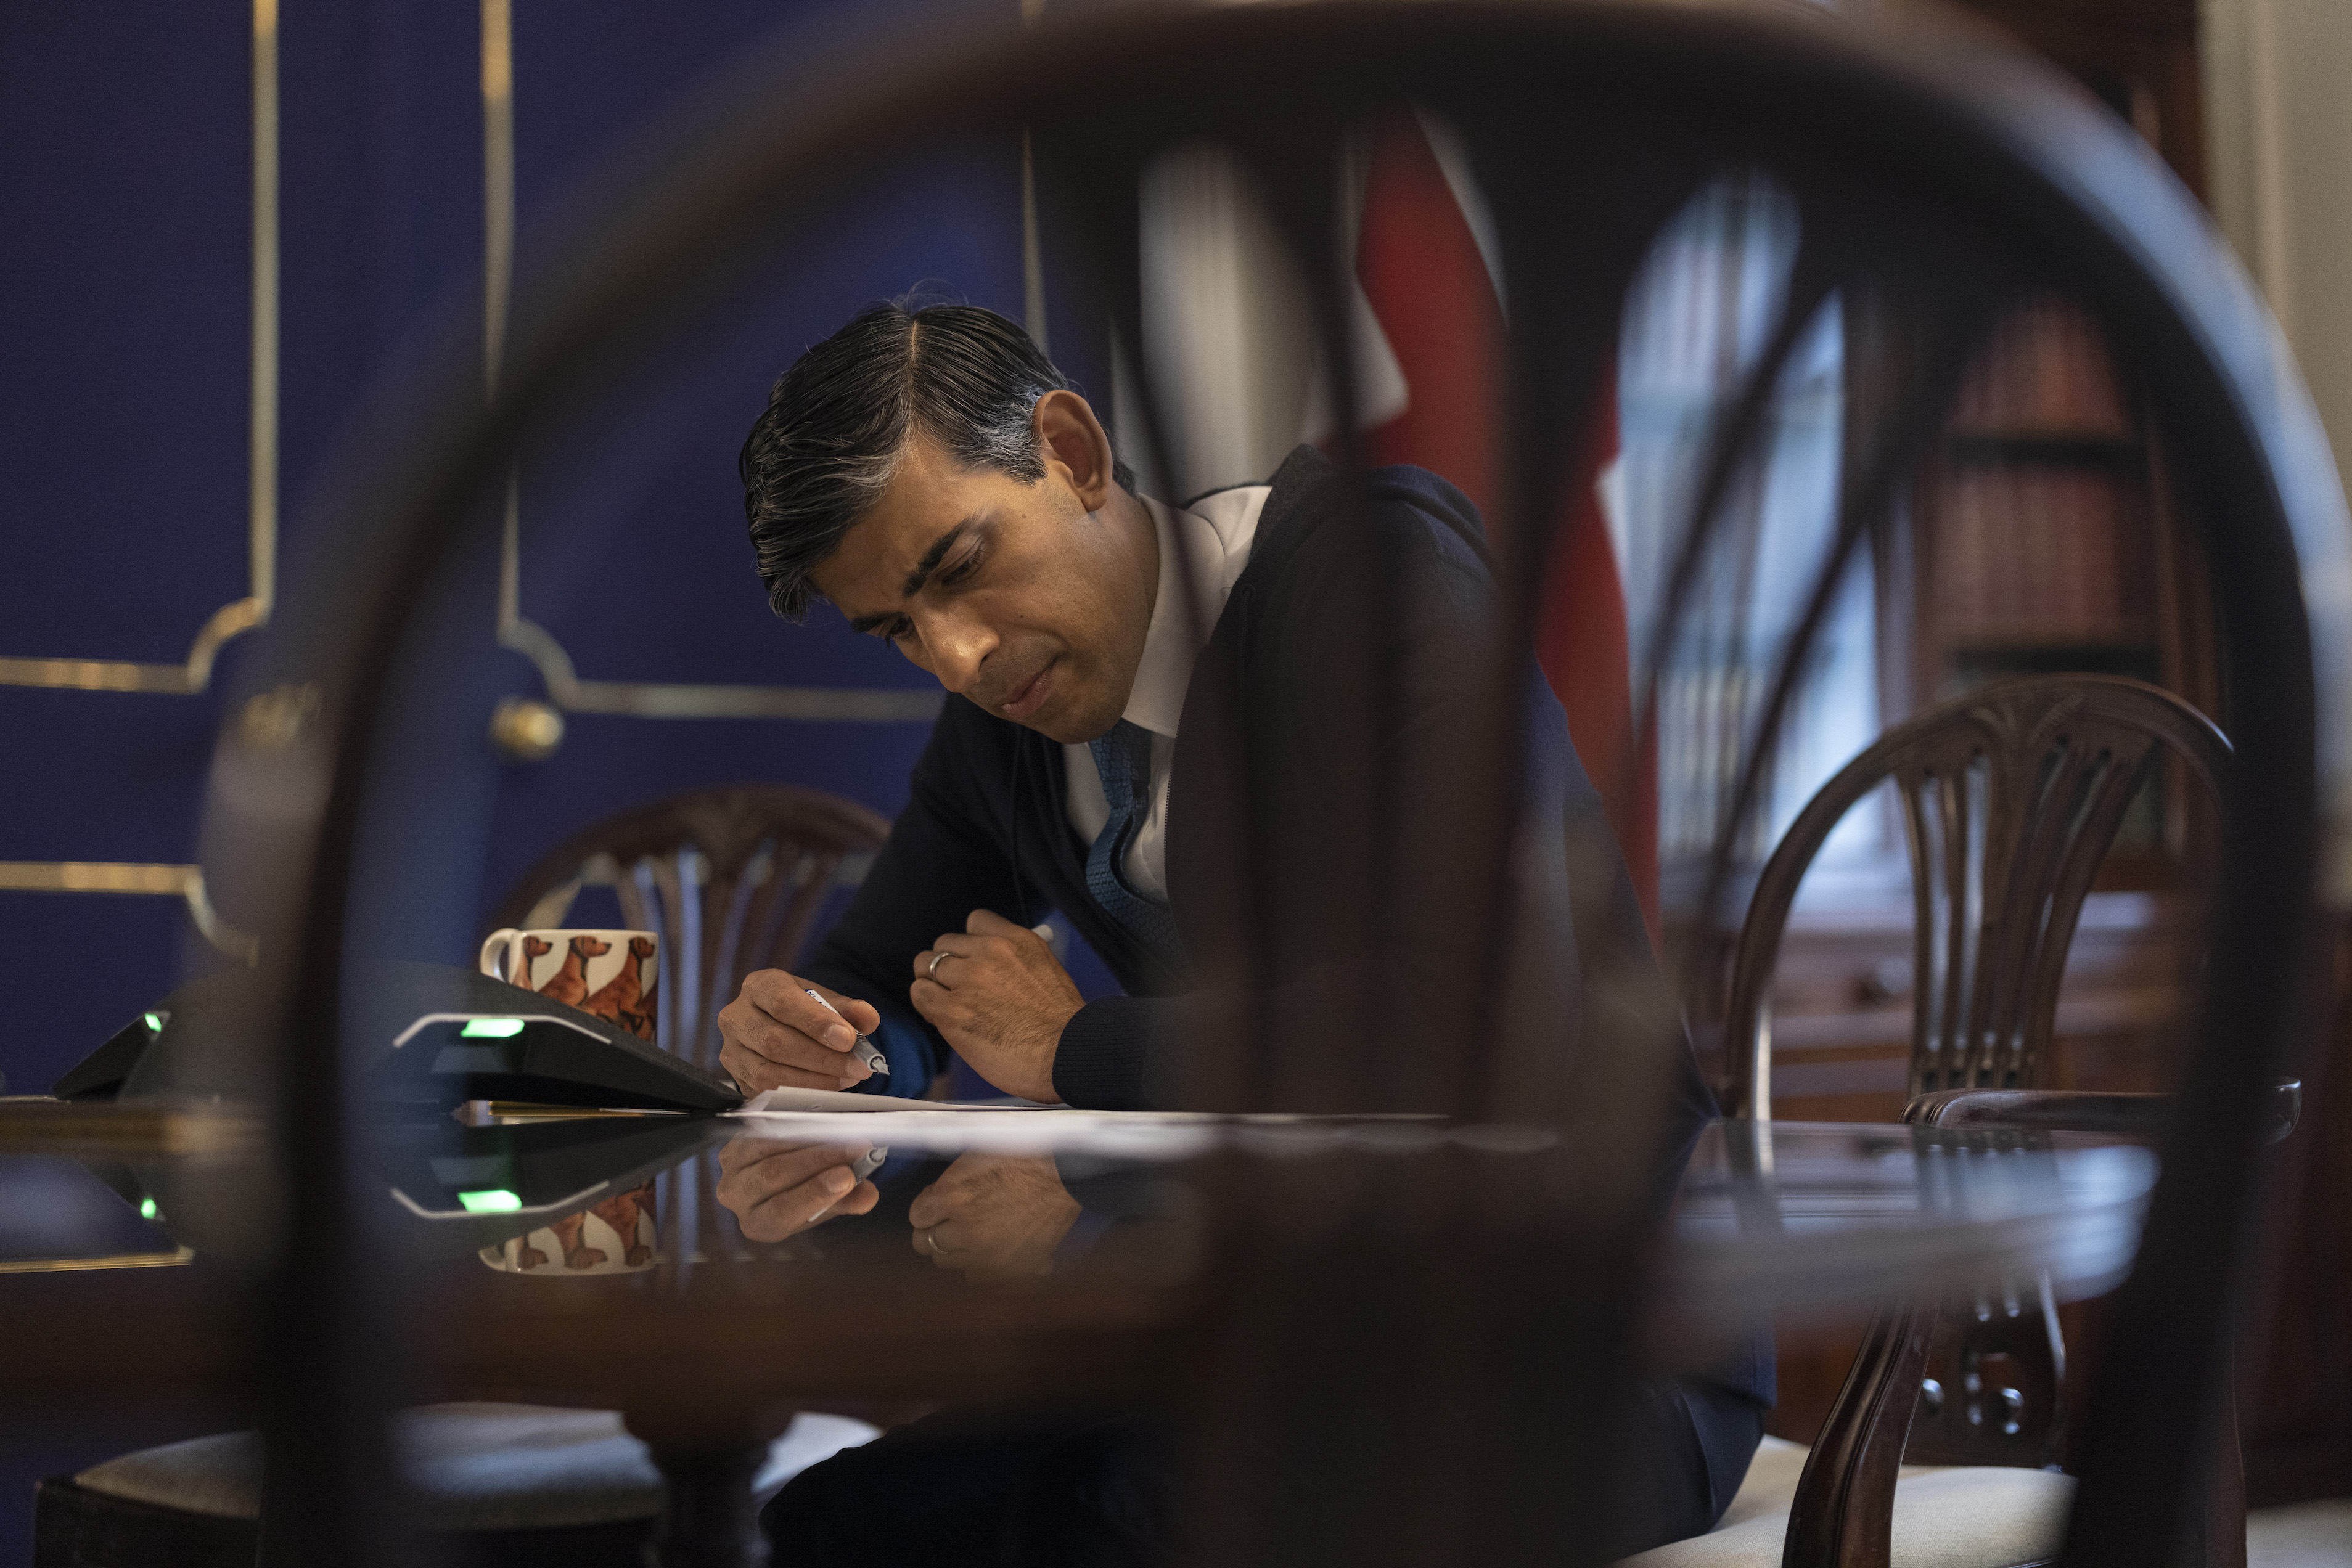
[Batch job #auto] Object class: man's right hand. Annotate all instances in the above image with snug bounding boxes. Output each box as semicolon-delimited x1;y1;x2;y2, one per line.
716;1137;880;1242
718;970;883;1094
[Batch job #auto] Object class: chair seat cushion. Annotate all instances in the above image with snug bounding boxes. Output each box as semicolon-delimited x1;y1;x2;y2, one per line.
1621;1440;2075;1568
72;1403;877;1531
1716;1435;1809;1529
2248;1497;2352;1568
34;1477;258;1568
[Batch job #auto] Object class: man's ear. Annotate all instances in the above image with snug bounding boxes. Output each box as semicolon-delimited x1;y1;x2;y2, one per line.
1033;390;1118;511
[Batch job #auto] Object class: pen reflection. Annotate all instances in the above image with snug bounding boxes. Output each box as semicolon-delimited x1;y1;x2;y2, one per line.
715;1137;885;1244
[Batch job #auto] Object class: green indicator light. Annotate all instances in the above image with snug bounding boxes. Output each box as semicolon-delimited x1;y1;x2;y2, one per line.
143;1013;165;1033
461;1018;525;1039
139;1198;158;1220
457;1189;523;1214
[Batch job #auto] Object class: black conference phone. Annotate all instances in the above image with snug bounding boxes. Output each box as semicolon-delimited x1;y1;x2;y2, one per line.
55;961;742;1113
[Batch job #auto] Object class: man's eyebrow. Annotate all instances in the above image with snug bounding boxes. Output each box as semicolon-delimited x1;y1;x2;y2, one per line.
899;521;971;599
840;520;976;635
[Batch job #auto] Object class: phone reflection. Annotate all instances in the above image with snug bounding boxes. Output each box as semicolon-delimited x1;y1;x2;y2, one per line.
367;1112;721;1270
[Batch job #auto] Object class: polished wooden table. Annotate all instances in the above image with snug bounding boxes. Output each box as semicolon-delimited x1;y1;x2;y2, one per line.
0;1103;2157;1565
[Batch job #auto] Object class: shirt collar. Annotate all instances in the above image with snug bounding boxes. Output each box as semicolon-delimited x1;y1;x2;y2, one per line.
1119;489;1264;739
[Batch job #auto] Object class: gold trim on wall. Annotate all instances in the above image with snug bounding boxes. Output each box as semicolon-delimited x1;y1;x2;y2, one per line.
249;0;281;618
498;619;941;721
1023;129;1049;357
480;0;943;726
0;7;276;968
0;598;266;695
0;0;279;696
0;863;260;963
1022;1;1047;353
481;0;514;393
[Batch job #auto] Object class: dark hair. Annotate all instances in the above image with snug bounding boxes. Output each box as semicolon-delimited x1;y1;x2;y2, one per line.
739;300;1133;621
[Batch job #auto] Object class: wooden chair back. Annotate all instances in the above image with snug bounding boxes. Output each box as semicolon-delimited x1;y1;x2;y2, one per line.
205;0;2345;1556
486;786;890;1072
1725;676;2229;1482
1720;674;2230;1122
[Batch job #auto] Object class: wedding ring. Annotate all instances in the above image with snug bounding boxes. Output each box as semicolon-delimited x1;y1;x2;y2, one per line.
926;1227;949;1255
927;951;953;980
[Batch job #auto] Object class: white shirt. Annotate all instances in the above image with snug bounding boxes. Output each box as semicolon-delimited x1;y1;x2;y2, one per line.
1063;486;1268;900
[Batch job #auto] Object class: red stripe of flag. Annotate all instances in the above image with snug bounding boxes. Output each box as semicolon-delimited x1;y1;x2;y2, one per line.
1354;115;1661;949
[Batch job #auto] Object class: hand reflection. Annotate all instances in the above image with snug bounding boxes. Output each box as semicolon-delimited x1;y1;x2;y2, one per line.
906;1153;1082;1280
715;1138;881;1243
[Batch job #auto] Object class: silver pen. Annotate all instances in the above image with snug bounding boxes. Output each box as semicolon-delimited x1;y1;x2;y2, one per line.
805;989;890;1077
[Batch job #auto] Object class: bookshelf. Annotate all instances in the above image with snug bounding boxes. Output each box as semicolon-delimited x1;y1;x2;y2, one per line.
1933;301;2147;676
1900;291;2221;880
1758;0;2234;1450
1917;295;2195;689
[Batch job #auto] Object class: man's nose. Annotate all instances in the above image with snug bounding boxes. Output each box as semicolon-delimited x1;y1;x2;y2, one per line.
928;616;997;694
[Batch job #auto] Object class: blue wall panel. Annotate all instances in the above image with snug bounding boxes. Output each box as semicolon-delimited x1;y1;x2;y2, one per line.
1;4;256;1092
0;0;1112;1100
277;0;481;516
0;7;250;664
0;7;1141;1551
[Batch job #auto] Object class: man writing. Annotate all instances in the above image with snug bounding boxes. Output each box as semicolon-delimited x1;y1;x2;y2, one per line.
717;299;1766;1559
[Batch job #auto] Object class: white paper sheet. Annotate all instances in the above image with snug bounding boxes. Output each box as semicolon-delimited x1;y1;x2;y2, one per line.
729;1087;1065;1114
720;1093;1455;1159
721;1106;1219;1159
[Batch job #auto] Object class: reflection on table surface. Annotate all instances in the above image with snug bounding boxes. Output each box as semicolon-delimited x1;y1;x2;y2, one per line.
1664;1117;2155;1347
0;1110;2155;1342
0;1153;189;1273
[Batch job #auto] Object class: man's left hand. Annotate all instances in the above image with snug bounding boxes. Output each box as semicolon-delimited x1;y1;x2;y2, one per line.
911;910;1081;1103
907;1152;1083;1280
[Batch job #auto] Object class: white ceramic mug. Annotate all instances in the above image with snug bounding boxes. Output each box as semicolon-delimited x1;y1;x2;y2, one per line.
479;926;659;1042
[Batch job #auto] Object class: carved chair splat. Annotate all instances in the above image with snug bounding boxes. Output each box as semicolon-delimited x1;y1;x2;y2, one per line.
488;786;889;1072
1722;674;2229;1121
1718;676;2245;1568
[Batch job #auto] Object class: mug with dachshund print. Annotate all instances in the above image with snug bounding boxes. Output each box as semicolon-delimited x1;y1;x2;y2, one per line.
477;1182;658;1276
479;926;660;1043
